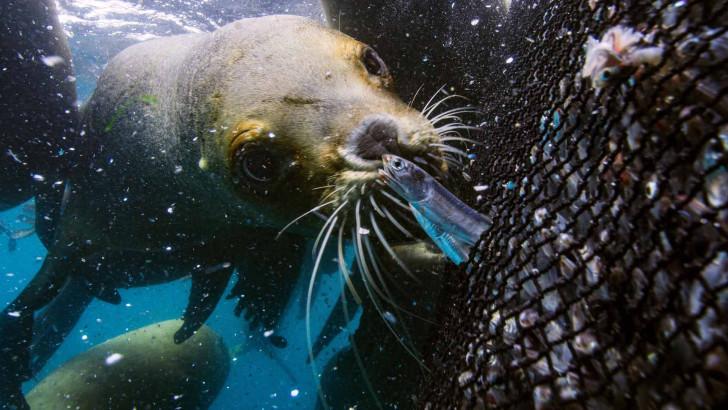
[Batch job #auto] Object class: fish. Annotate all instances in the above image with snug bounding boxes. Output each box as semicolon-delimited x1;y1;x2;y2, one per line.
379;154;491;264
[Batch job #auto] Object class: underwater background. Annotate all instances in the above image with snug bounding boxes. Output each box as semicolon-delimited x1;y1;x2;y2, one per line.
1;1;350;409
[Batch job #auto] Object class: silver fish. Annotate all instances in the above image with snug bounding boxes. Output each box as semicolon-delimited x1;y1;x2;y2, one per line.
379;154;491;264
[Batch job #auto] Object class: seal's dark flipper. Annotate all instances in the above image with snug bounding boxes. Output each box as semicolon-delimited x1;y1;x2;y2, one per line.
88;284;122;305
174;265;234;344
228;233;306;331
30;275;93;374
0;256;68;406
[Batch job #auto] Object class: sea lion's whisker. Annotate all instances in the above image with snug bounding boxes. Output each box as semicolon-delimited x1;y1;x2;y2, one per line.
332;269;379;410
429;107;479;124
363;231;436;326
435;124;482;134
379;189;409;211
337;216;362;305
276;199;336;239
320;186;346;203
369;195;386;218
423;94;465;119
430;114;465;125
354;203;407;318
305;212;339;408
312;200;350;259
353;219;428;371
427;152;462;171
440;136;484;146
430;143;469;158
380;203;415;238
356;201;396;307
369;211;420;284
441;156;464;171
421;85;447;115
312;184;336;190
408;83;425;108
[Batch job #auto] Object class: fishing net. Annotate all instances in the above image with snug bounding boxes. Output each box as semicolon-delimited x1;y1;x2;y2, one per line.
422;0;727;408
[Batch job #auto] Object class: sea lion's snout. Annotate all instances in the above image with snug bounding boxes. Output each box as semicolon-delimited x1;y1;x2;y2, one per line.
340;114;433;171
348;114;403;161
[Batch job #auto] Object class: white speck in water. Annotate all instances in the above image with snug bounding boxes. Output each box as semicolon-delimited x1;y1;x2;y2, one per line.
506;57;514;64
358;227;370;235
81;334;88;341
166;206;174;214
41;55;65;67
174;165;183;174
263;330;274;337
290;389;300;398
268;132;276;139
105;353;124;365
164;245;173;252
470;18;480;26
173;394;183;400
5;272;14;277
382;311;397;325
32;174;45;182
473;185;488;192
125;303;132;308
7;311;21;318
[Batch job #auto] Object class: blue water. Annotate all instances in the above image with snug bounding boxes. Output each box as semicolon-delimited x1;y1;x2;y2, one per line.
1;201;353;409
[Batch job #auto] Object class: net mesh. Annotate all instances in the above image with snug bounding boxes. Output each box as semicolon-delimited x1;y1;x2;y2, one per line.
421;0;727;408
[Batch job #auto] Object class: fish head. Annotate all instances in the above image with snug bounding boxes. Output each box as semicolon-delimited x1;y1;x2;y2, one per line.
379;154;433;203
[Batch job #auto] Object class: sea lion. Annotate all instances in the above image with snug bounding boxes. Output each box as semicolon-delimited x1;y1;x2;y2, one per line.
0;14;460;407
0;0;80;240
26;320;229;409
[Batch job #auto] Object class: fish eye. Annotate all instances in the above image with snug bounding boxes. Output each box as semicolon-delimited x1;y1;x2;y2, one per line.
234;145;279;184
362;47;388;77
391;157;404;171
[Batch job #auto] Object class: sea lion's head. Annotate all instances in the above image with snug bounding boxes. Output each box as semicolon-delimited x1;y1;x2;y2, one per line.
195;15;472;235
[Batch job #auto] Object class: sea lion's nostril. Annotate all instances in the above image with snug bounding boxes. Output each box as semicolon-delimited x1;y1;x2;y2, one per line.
350;115;402;161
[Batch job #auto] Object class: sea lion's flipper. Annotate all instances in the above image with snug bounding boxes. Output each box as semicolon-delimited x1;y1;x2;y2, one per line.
228;233;306;332
174;264;234;343
34;179;70;250
0;255;69;407
30;275;93;374
88;283;122;305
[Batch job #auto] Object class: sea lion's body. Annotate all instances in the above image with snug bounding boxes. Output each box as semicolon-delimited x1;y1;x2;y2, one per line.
26;320;230;409
0;0;80;247
1;14;444;408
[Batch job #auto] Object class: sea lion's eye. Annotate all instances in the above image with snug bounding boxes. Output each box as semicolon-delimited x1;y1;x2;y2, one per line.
362;47;388;77
237;147;279;183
